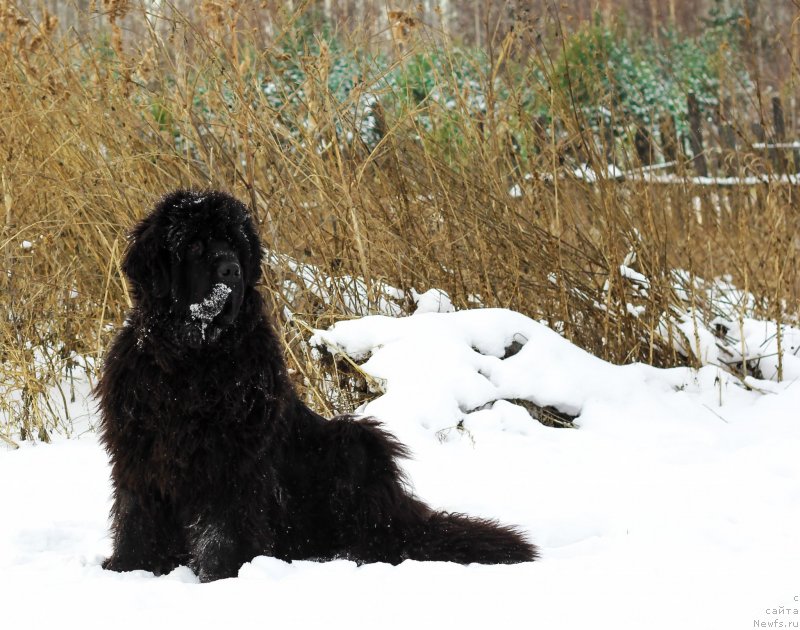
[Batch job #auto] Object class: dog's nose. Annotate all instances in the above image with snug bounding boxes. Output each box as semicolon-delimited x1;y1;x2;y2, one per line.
215;260;241;281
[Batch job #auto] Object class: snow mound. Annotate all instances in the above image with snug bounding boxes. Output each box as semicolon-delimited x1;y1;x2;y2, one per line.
662;272;800;381
410;288;454;314
267;250;404;317
310;308;772;443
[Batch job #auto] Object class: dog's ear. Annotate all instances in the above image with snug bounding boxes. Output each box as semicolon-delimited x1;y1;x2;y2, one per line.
239;213;263;286
122;215;170;299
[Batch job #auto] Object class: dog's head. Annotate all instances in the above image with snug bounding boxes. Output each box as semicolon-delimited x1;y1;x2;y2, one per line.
123;190;263;348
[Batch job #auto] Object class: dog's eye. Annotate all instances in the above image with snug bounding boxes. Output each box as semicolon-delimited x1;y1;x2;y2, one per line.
187;241;204;257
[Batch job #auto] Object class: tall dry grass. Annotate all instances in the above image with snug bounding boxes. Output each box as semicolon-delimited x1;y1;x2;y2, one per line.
1;1;798;445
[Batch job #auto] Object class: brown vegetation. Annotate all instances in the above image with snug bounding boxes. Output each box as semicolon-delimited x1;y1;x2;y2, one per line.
1;1;799;444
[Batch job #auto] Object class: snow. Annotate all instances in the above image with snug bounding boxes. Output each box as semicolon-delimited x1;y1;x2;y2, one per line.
189;283;232;338
660;271;800;382
618;264;650;291
670;308;722;366
573;162;626;182
267;250;404;317
752;141;800;149
715;317;800;381
626;169;800;187
410;288;454;314
528;159;800;187
2;307;800;629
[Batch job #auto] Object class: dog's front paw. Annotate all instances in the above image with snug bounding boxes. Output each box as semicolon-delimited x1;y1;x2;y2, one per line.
102;553;177;576
194;563;239;583
102;554;133;572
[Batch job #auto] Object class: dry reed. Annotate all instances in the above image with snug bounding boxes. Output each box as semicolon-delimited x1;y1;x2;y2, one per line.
1;1;798;444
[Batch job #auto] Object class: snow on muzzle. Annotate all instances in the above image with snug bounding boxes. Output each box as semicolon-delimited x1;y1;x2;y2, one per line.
187;283;233;345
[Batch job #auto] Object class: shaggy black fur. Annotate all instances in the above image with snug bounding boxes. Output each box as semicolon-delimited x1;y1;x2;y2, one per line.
97;189;537;582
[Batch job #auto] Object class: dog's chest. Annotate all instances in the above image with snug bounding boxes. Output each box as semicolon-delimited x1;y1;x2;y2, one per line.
139;368;271;494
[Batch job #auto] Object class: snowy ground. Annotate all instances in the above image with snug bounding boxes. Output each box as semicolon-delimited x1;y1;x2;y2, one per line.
2;307;800;629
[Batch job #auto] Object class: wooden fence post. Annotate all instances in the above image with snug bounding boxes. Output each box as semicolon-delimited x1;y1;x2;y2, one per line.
718;96;738;177
602;119;615;164
751;122;767;170
687;92;708;177
772;96;788;174
634;126;654;166
792;96;800;171
660;114;679;164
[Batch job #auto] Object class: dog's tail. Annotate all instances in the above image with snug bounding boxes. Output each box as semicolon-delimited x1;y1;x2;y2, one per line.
403;510;538;564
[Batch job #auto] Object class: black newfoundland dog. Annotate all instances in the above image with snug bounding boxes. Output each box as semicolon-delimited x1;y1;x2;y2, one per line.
97;189;536;582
